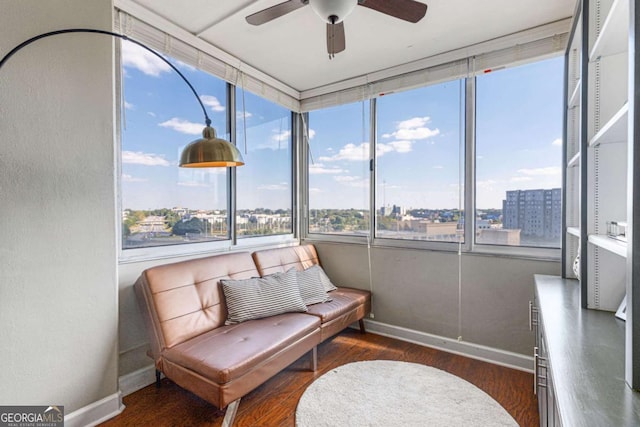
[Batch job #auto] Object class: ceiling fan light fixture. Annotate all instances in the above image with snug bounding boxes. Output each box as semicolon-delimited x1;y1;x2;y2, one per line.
308;0;357;23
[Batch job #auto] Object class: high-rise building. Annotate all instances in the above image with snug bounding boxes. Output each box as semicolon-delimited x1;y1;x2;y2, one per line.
502;188;561;239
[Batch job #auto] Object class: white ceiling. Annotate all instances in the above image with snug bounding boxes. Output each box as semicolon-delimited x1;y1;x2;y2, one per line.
121;0;577;93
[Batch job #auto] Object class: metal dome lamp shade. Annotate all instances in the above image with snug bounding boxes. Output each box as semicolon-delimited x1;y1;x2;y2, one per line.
0;28;244;168
179;124;244;167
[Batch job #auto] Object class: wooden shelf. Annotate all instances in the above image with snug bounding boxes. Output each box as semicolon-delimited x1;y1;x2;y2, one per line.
589;102;628;147
567;152;580;168
588;234;627;258
567;227;580;237
589;0;629;61
568;80;581;108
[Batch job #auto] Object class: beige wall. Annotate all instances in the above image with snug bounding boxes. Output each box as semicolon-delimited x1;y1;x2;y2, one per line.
0;0;118;414
313;242;560;355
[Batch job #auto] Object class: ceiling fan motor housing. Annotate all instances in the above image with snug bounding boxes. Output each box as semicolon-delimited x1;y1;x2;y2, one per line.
308;0;358;23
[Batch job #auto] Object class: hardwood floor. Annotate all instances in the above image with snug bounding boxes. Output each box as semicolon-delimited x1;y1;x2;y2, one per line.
101;330;538;426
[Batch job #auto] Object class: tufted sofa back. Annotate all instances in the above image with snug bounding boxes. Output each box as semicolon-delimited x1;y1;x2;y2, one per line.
252;245;320;276
134;252;259;361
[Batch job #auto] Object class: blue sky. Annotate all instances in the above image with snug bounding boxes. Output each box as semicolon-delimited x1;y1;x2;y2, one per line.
121;40;563;211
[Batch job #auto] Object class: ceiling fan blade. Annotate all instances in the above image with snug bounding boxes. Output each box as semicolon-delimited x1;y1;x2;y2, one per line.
246;0;306;25
359;0;427;23
326;22;346;58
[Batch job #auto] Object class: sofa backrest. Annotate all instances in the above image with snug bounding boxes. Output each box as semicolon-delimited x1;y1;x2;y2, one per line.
134;252;259;356
252;244;320;276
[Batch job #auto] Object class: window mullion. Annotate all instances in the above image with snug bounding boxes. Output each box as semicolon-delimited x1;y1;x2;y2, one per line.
227;82;237;244
370;98;377;241
465;76;476;252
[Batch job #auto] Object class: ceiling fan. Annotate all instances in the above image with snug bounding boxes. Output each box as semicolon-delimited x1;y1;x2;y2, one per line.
246;0;428;58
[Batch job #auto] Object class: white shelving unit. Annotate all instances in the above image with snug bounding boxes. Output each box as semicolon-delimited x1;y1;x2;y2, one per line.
583;0;629;311
588;102;628;147
588;234;627;257
567;226;581;237
562;0;640;389
564;10;582;280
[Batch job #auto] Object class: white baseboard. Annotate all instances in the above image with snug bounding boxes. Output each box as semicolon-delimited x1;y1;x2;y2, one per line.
64;391;124;427
361;319;533;373
119;365;161;397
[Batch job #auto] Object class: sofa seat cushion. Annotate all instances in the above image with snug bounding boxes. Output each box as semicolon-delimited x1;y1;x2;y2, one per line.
305;287;370;323
162;312;320;384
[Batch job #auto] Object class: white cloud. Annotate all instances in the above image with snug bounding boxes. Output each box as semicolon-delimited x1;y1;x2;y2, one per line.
309;187;323;193
124;101;134;110
121;40;171;77
392;127;440;140
334;175;368;188
388;140;413;153
319;140;416;162
307;129;316;139
159;118;203;135
510;176;534;182
319;143;369;162
200;95;225;113
398;116;431;130
309;163;346;174
122;151;170;166
122;174;147;182
147;112;156;117
382;116;440;141
552;138;562;146
334;176;361;183
236;110;253;119
476;179;498;189
517;166;561;176
258;183;288;191
254;129;291;150
176;60;196;72
272;130;291;142
177;181;211;187
433;165;444;169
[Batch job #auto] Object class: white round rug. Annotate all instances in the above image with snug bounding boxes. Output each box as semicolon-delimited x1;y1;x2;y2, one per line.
296;360;518;427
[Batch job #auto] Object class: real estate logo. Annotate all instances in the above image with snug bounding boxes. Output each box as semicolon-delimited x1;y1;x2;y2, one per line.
0;406;64;427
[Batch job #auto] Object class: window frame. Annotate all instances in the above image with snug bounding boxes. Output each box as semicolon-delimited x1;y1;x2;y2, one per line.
302;56;563;261
117;65;297;263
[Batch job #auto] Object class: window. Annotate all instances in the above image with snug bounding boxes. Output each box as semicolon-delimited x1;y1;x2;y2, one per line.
235;88;293;237
475;57;563;248
375;81;464;243
120;41;229;249
307;101;370;236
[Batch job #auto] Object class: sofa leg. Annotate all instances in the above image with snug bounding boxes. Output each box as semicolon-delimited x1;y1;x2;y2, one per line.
155;369;161;387
310;346;318;372
359;319;366;334
222;399;240;427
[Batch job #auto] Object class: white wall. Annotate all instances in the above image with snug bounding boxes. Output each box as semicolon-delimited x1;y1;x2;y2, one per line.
0;0;119;417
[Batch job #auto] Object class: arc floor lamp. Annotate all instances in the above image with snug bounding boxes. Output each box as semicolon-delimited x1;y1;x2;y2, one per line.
0;28;244;168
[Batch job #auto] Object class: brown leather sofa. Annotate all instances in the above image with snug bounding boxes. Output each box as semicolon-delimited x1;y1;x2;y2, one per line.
134;244;371;426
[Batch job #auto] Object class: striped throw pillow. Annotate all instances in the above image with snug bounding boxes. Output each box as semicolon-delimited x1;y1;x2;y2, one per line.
309;265;338;292
221;268;307;324
297;267;332;306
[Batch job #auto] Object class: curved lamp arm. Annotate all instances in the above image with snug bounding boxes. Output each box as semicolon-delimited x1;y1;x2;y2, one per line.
0;28;212;127
1;28;245;167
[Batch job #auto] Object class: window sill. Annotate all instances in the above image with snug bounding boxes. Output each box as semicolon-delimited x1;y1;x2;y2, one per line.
119;234;298;264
